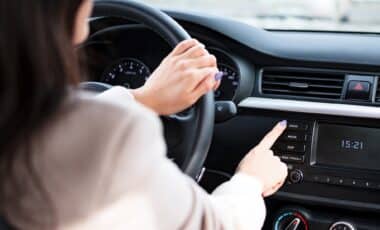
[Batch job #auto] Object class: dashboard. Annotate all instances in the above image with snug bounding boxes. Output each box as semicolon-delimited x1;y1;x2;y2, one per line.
84;12;380;230
83;23;248;103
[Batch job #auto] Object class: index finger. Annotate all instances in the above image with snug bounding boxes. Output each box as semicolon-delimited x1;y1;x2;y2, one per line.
257;120;287;150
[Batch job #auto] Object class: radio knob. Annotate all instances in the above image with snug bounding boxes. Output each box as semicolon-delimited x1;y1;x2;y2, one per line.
289;169;303;184
329;221;356;230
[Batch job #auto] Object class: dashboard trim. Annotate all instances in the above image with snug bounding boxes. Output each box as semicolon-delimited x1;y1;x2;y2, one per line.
239;97;380;119
167;11;380;67
275;191;380;212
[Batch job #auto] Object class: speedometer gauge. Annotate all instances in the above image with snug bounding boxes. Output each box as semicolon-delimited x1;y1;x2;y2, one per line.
215;64;240;101
102;58;151;89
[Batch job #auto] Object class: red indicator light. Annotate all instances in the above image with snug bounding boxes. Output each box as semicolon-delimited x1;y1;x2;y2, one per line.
353;82;364;91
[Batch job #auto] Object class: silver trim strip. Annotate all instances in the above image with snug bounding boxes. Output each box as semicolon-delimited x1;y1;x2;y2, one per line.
239;97;380;119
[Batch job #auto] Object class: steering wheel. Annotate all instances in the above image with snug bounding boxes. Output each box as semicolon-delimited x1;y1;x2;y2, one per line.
82;0;215;179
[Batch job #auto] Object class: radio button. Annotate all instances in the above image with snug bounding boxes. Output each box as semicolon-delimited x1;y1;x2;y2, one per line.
312;175;321;183
313;175;336;184
330;177;345;185
361;181;379;190
359;181;369;188
287;122;309;131
343;179;359;187
364;181;373;188
346;80;371;101
289;155;305;163
277;143;306;153
281;132;308;142
279;154;305;164
344;179;369;189
318;175;332;184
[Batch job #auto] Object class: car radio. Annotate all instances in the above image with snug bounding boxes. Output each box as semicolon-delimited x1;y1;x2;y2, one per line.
274;121;380;190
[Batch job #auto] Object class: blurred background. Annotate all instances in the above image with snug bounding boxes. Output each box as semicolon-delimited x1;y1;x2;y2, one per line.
140;0;380;32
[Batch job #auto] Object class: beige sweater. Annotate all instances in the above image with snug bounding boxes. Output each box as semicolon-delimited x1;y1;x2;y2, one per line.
3;87;266;230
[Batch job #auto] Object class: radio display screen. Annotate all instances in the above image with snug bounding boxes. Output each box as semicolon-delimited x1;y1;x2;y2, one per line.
316;124;380;171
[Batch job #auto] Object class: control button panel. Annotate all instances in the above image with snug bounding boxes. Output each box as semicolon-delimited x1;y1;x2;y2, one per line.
304;175;380;190
270;207;364;230
274;121;311;165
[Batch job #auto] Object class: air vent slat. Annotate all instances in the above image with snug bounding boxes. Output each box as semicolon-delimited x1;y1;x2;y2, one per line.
267;89;340;97
261;69;345;100
264;74;344;83
308;84;342;89
262;81;342;90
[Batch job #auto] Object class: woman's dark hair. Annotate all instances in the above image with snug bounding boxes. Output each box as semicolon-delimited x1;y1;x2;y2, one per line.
0;0;87;227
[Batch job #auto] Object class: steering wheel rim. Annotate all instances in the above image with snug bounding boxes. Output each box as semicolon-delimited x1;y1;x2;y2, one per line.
88;0;215;179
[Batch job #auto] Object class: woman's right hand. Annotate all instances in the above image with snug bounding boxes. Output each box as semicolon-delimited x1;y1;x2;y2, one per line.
131;39;220;115
237;121;288;197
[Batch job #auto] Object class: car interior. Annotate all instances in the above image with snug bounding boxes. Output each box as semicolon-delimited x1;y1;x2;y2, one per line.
3;0;379;229
79;1;380;229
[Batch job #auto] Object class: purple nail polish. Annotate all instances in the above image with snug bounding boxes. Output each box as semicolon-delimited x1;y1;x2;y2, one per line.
215;71;224;81
280;120;287;127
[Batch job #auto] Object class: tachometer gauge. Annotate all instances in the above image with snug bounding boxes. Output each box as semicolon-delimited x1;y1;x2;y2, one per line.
102;58;151;89
215;64;240;101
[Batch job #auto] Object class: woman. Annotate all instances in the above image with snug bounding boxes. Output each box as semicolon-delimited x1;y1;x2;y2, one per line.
0;0;288;229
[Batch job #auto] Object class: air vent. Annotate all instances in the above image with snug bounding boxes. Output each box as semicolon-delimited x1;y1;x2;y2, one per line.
261;69;345;100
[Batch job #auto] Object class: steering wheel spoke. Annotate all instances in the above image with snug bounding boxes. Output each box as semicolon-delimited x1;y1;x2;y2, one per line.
162;108;197;164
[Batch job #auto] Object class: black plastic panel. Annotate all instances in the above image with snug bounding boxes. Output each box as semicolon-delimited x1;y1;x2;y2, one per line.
167;11;380;67
264;202;380;230
206;108;380;212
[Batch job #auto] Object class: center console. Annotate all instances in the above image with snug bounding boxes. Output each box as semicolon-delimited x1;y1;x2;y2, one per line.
275;121;380;191
266;204;380;230
207;108;380;230
270;117;380;230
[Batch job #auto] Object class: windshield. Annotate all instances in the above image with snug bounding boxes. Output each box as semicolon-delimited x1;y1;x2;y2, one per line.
140;0;380;33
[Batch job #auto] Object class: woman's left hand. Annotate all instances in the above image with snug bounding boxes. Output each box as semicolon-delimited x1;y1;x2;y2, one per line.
131;39;221;115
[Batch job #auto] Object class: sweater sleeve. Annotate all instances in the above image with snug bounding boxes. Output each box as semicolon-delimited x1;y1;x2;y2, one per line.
95;86;135;103
88;86;266;230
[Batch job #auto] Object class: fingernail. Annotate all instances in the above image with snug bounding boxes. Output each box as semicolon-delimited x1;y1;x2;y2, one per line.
279;120;287;127
215;71;224;81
